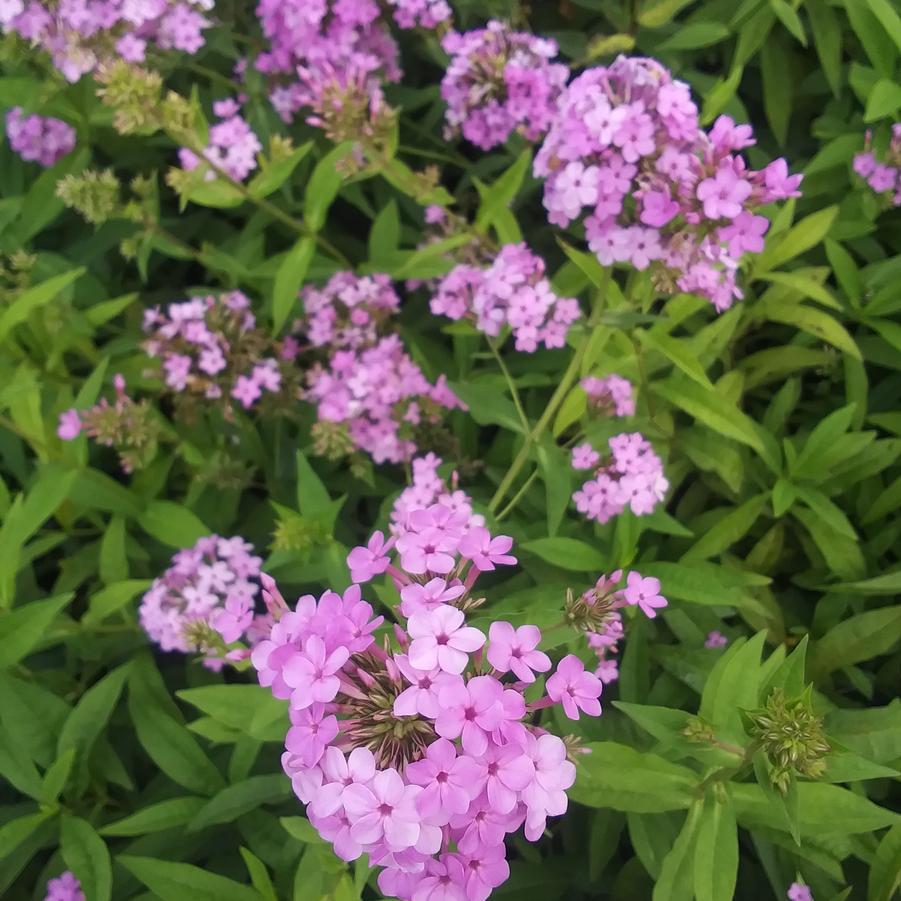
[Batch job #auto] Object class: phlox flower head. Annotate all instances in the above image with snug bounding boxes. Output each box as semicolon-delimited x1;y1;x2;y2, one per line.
431;244;581;352
251;506;603;900
441;21;569;150
572;432;668;524
534;56;802;311
1;0;209;81
6;107;75;166
387;0;451;29
139;534;264;668
581;374;635;417
853;124;901;208
178;98;262;183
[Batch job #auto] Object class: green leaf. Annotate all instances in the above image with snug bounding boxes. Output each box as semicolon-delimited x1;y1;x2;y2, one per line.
865;0;901;51
0;810;54;860
128;670;224;796
138;500;209;548
653;802;702;901
182;178;244;209
653;375;773;462
273;236;315;334
657;23;730;51
118;855;261;901
57;664;130;790
449;380;525;434
475;148;532;234
755;206;838;273
869;822;901;901
731;781;898;835
305;143;351;232
791;403;857;477
757;271;840;311
636;329;713;389
0;727;43;798
764;303;860;359
61;815;112;901
825;571;901;595
41;747;75;803
248;142;312;199
189;775;291;831
811;606;901;677
368;200;400;264
638;0;697;27
100;797;206;836
864;78;901;122
770;0;807;44
296;451;333;519
84;579;150;624
693;794;738;901
682;495;768;561
240;847;278;901
521;537;606;572
570;742;697;813
0;592;73;668
699;632;766;742
537;442;571;537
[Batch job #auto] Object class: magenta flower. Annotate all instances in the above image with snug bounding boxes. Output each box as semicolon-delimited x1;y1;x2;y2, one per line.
399;578;465;616
285;703;339;768
282;635;350;709
405;738;483;824
705;630;728;649
407;606;486;675
393;655;458;718
310;746;377;819
788;884;814;901
435;675;505;755
546;655;603;720
623;571;668;618
519;732;576;840
347;530;394;583
43;871;85;901
474;742;535;814
571;443;600;471
457;843;511;901
487;622;551;683
414;854;468;901
458;527;517;571
343;768;422;852
696;166;752;220
57;409;82;440
311;808;362;862
231;374;262;409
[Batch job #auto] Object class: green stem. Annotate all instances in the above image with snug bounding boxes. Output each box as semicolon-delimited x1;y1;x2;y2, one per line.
495;468;540;522
488;337;530;434
488;337;588;515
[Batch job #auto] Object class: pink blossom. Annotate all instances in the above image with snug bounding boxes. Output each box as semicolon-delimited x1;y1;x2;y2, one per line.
343;768;422;852
283;635;350;709
347;530;394;582
546;655;603;719
487;622;551;683
407;606;486;674
458;527;516;571
623;572;668;619
435;675;505;755
57;409;82;440
405;738;483;823
285;703;339;768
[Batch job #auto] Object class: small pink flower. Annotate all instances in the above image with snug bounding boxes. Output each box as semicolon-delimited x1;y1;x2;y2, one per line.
282;635;350;709
343;768;422;852
407;606;486;674
546;655;602;720
399;578;465;616
435;675;505;755
705;630;728;649
57;409;82;440
458;526;516;571
285;703;338;768
487;622;551;683
405;738;483;824
347;531;394;583
571;442;600;470
623;571;668;618
787;883;814;901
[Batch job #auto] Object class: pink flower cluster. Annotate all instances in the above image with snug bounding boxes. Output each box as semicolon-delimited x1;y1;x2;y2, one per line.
139;534;267;669
306;334;463;464
441;21;568;150
571;433;668;524
387;0;451;29
5;107;75;167
534;56;802;311
853;124;901;207
575;570;669;684
300;272;400;350
179;98;261;183
252;508;602;901
390;454;483;539
255;0;400;124
0;0;209;81
43;872;84;901
143;291;298;415
57;374;159;473
431;244;581;352
705;630;728;649
582;374;635;417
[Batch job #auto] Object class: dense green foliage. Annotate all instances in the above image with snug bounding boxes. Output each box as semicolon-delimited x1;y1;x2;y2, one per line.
1;1;901;900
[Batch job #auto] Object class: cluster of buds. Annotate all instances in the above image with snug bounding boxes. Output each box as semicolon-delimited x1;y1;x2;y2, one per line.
139;535;271;670
299;273;464;465
57;374;160;473
252;507;605;901
567;570;668;684
853;124;901;208
0;250;37;304
745;687;830;794
571;433;668;524
142;291;302;421
581;374;635;418
431;243;582;353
